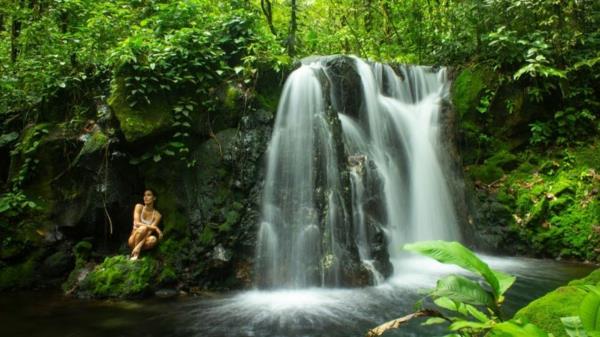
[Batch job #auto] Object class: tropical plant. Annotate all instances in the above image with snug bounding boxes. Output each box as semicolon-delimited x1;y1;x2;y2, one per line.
561;285;600;337
366;240;551;337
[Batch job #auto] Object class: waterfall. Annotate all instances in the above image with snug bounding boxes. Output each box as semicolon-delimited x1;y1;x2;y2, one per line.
255;56;461;289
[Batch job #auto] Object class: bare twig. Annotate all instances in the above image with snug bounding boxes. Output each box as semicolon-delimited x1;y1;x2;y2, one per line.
366;309;446;337
207;111;223;158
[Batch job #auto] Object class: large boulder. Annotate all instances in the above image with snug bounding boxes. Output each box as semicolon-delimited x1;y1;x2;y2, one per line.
514;268;600;337
77;255;159;298
109;78;173;143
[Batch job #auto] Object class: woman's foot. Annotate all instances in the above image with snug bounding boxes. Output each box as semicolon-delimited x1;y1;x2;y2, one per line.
129;248;140;261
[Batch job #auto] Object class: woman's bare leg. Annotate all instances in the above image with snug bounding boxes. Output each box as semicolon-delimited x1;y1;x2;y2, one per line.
130;227;151;260
142;236;158;250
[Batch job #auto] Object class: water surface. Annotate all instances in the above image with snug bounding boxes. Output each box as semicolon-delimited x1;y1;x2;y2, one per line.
1;257;594;337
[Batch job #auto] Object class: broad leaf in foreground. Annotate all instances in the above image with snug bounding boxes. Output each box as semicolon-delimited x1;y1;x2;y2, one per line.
431;275;495;307
404;241;502;298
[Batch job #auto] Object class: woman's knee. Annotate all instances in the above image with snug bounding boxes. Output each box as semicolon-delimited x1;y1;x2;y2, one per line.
143;236;158;250
128;235;137;248
135;226;149;236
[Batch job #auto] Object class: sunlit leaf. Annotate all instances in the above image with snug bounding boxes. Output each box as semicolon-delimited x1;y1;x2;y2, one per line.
431;275;495;307
561;316;587;337
580;287;600;331
404;241;503;299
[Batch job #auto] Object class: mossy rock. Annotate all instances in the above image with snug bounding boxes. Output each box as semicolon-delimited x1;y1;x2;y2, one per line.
41;250;74;278
0;252;43;290
549;174;575;197
71;131;109;166
525;198;549;226
468;164;504;184
78;255;158;298
109;77;172;143
73;241;93;261
487;149;519;171
515;268;600;337
451;66;494;119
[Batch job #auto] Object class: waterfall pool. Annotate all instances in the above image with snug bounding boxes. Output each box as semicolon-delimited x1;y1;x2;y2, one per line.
2;256;594;337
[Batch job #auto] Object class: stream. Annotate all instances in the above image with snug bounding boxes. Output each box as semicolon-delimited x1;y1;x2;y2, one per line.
1;256;594;337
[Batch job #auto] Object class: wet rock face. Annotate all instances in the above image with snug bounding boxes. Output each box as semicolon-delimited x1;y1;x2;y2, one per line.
323;56;363;120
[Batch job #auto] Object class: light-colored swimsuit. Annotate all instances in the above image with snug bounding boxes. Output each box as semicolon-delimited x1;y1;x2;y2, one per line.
140;206;155;225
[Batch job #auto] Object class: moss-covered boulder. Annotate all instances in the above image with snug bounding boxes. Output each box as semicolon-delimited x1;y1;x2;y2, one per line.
41;250;74;278
469;139;600;261
467;149;519;184
514;268;600;337
109;78;173;143
451;66;494;119
0;249;45;290
78;255;159;298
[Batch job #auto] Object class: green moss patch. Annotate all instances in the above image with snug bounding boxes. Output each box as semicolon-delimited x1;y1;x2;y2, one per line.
451;66;494;118
0;250;43;290
515;268;600;337
78;255;158;298
491;142;600;261
109;77;172;143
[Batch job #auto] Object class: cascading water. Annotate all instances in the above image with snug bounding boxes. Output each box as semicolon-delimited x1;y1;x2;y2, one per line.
256;56;461;289
349;57;461;271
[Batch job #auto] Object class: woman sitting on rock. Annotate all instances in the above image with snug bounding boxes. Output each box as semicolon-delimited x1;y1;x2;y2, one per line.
128;189;163;261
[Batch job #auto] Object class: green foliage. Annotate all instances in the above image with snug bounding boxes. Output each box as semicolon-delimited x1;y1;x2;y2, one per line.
490;319;552;337
493;143;600;261
0;124;50;219
0;255;39;291
579;287;600;332
561;316;587;337
431;275;495;308
405;240;515;301
516;269;600;337
79;255;158;298
368;240;528;337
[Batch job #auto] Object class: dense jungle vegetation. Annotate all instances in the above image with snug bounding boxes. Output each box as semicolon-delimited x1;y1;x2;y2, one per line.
0;0;599;323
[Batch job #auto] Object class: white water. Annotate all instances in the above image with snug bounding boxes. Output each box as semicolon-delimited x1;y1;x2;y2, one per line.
256;56;461;288
178;257;593;337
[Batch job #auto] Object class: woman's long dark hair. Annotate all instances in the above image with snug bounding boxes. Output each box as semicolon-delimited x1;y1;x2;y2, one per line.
144;188;158;208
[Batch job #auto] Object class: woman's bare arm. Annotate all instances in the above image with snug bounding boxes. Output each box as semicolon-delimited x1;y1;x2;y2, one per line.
132;204;144;229
148;213;163;239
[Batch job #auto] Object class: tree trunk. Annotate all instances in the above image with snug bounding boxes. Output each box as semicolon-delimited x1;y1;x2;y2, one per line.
287;0;297;57
364;0;372;32
11;14;21;62
260;0;277;35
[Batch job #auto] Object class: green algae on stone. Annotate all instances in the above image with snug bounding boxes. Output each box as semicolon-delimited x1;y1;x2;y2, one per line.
71;131;109;166
451;66;494;118
0;251;43;290
500;143;600;261
109;77;172;143
79;255;158;298
62;241;94;293
515;268;600;337
468;164;504;184
466;149;518;184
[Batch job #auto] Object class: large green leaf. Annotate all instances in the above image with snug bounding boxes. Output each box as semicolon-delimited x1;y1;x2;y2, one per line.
493;270;517;297
490;319;551;337
431;275;495;308
560;316;587;337
449;320;491;331
466;304;490;323
434;297;460;312
404;241;502;298
580;287;600;332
